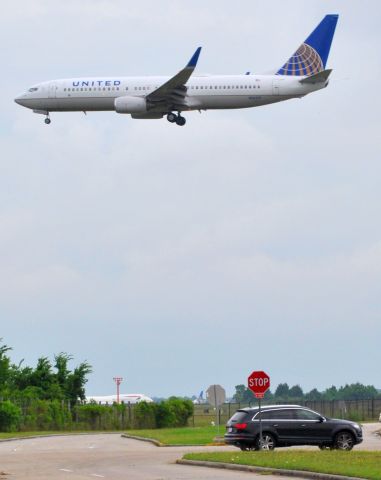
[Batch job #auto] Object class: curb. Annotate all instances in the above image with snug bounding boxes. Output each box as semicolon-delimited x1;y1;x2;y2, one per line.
0;432;121;443
121;434;219;447
121;434;164;447
177;459;365;480
121;434;226;448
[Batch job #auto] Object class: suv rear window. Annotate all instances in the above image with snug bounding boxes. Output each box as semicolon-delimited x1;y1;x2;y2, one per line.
230;410;250;422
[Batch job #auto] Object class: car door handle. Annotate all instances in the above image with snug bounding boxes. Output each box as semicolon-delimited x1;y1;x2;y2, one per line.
273;424;278;427
301;424;306;427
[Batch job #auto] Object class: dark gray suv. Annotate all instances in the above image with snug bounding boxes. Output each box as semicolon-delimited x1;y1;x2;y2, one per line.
225;405;363;451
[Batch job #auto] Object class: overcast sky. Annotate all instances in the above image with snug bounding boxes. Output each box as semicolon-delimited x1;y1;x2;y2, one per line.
1;0;380;399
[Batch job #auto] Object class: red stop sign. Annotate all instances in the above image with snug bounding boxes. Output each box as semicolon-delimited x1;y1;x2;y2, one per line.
248;371;270;398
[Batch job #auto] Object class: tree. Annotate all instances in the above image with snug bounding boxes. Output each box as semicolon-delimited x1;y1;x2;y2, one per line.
323;385;338;401
233;385;255;403
337;383;379;400
274;383;290;399
305;388;322;401
54;353;73;390
65;361;92;405
288;385;304;399
0;341;12;393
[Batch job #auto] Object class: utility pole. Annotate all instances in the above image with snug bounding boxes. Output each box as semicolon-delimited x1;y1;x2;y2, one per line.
113;377;123;404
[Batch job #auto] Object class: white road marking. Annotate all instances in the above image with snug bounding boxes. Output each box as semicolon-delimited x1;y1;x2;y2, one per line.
90;475;104;478
59;468;73;472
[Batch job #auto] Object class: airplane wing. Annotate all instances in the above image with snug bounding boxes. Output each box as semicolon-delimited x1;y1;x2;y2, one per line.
146;47;201;111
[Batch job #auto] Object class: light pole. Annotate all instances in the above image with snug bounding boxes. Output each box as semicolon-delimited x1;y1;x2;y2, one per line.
113;377;123;404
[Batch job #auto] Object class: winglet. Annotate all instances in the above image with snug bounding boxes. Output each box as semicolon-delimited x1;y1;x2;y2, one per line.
187;47;202;68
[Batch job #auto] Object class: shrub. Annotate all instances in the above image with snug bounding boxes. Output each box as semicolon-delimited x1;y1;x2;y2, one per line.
166;397;194;427
75;402;109;430
0;401;22;432
133;401;156;429
155;402;176;428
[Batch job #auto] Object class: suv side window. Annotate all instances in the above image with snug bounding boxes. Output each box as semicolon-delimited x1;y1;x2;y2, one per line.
255;409;294;420
256;410;278;420
294;409;322;421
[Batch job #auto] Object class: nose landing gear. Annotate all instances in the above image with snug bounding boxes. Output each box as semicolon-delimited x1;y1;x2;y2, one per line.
44;114;51;125
166;112;186;126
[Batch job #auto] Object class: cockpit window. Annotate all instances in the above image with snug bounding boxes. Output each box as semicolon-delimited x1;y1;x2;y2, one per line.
28;87;39;92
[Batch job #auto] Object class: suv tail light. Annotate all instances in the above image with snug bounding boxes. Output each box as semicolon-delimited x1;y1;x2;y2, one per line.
234;423;247;430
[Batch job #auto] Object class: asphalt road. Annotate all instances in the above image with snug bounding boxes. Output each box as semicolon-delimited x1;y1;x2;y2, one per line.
0;424;379;480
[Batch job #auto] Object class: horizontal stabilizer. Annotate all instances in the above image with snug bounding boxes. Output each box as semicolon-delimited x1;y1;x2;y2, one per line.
299;69;332;84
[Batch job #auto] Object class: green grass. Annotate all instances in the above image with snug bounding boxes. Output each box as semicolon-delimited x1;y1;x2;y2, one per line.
126;426;223;445
184;451;381;480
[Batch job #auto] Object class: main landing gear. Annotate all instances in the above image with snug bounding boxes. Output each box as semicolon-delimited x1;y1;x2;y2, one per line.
167;112;186;126
44;114;51;125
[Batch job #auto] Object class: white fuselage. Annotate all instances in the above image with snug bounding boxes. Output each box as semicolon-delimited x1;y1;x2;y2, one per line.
15;74;326;117
86;393;153;404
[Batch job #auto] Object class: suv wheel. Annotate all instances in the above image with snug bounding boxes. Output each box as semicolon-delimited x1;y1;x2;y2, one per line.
257;433;276;450
334;431;354;451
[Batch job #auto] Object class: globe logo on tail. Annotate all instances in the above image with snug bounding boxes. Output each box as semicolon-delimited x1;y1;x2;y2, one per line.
277;43;323;76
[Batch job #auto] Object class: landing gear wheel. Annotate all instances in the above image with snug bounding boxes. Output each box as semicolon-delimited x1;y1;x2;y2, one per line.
176;115;186;126
334;432;354;451
167;113;177;123
44;117;51;125
256;433;276;451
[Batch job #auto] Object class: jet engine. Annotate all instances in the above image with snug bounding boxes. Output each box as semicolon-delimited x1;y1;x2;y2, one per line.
114;96;147;114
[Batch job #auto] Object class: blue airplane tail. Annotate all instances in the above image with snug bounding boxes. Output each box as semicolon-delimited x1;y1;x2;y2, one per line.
277;14;338;76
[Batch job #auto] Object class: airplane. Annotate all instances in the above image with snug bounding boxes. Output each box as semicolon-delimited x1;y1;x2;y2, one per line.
14;14;338;127
86;393;153;405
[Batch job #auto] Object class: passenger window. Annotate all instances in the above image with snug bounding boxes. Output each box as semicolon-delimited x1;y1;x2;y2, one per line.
257;409;294;420
276;410;294;420
256;410;278;420
294;410;321;421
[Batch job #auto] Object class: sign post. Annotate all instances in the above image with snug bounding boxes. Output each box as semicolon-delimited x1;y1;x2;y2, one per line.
206;384;226;435
247;371;270;450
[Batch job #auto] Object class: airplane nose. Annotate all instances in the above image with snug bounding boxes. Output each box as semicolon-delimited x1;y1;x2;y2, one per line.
14;94;27;106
